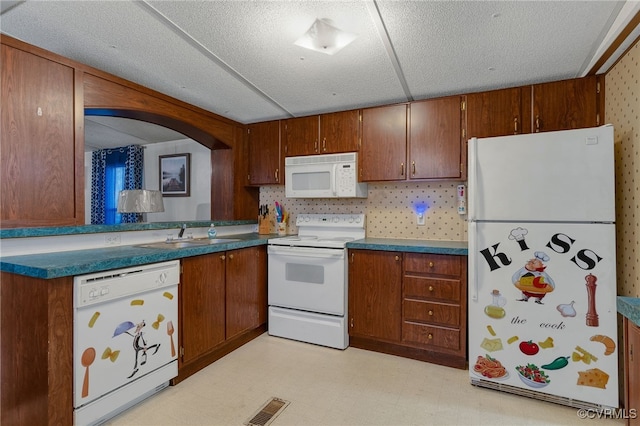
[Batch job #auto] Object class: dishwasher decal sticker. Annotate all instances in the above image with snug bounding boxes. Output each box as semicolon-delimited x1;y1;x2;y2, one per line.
88;311;101;328
101;347;120;362
113;320;161;378
80;347;96;398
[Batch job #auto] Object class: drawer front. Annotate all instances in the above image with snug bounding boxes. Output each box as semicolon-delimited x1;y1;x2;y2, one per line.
403;300;460;327
404;253;462;276
404;277;461;302
402;322;461;350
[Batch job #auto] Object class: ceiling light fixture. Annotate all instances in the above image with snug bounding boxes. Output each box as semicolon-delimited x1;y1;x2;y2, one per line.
294;18;357;55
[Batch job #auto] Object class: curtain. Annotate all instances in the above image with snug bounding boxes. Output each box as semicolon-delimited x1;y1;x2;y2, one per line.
90;145;144;224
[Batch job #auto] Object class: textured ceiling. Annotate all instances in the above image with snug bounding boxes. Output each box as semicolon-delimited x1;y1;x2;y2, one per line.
2;0;639;149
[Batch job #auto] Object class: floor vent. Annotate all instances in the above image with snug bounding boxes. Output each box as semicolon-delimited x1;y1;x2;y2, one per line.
244;397;290;426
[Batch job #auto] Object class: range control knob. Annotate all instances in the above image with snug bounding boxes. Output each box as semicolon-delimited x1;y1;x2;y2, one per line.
333;216;339;223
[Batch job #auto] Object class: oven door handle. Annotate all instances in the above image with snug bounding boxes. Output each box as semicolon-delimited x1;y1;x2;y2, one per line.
268;246;344;259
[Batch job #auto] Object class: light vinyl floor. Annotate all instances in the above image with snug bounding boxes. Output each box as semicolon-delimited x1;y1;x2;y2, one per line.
108;333;623;426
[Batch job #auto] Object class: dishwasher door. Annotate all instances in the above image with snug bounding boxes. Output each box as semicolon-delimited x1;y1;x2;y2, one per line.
73;261;180;415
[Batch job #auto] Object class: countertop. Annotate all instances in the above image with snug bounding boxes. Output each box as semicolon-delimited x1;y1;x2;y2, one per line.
346;238;468;255
617;296;640;327
0;233;272;279
1;236;468;279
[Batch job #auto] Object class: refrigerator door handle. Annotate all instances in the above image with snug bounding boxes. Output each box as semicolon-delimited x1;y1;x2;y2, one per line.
469;220;478;301
468;137;478;221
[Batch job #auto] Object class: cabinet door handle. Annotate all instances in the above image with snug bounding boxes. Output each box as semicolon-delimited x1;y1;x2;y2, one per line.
350;318;354;328
535;115;541;133
275;168;279;182
314;140;318;152
411;161;416;176
220;255;226;260
428;310;433;316
322;137;327;152
400;162;405;176
395;255;400;261
428;333;433;340
514;117;518;134
429;261;434;268
351;252;354;263
228;254;234;260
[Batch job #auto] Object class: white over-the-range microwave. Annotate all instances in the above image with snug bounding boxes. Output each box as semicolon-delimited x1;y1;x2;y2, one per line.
285;152;368;198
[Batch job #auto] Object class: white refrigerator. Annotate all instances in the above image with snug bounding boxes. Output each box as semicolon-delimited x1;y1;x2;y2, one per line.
468;125;618;409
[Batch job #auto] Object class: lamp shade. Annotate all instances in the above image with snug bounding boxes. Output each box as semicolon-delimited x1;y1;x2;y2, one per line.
117;190;165;213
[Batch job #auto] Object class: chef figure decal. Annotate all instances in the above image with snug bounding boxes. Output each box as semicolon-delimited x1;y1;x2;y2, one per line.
113;319;161;379
512;251;556;304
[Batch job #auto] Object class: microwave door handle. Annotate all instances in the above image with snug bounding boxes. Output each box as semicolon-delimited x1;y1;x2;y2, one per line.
331;164;338;196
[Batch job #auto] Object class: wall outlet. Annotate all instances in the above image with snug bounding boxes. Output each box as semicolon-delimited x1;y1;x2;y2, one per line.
105;234;121;245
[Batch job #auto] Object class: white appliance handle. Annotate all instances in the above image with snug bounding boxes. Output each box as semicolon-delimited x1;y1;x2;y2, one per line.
268;245;344;259
331;164;338;196
468;137;479;301
468;220;479;302
468;137;478;221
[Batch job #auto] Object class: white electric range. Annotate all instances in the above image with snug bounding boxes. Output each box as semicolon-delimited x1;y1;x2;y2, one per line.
267;214;365;349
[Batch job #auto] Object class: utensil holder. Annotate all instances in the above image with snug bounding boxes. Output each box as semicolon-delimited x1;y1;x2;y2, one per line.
258;216;271;235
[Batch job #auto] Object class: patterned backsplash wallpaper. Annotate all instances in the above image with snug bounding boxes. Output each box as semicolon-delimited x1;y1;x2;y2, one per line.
260;181;467;241
606;39;639;298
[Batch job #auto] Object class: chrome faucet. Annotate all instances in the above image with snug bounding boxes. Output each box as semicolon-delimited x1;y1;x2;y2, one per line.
178;223;187;239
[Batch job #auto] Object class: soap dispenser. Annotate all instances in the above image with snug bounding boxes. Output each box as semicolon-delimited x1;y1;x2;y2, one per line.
207;224;217;239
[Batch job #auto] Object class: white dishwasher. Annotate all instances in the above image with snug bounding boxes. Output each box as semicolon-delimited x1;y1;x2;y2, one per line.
73;260;180;426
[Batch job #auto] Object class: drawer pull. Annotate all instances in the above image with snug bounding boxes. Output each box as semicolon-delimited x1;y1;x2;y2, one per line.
428;310;433;316
395;255;400;261
429;261;434;268
428;286;434;291
428;333;433;340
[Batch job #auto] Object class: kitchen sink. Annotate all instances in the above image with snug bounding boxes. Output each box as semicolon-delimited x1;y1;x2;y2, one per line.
136;238;241;249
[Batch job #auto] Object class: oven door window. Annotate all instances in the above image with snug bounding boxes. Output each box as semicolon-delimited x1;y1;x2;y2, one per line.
268;246;345;316
286;262;324;284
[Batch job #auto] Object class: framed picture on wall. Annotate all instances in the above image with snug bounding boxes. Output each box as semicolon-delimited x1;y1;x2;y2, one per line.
159;153;190;197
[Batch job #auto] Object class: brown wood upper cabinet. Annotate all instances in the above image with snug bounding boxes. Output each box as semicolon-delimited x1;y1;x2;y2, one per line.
360;97;464;182
282;115;318;157
532;75;600;133
247;120;282;185
466;86;528;138
1;43;83;228
466;76;600;139
360;103;408;181
283;110;360;156
409;96;464;180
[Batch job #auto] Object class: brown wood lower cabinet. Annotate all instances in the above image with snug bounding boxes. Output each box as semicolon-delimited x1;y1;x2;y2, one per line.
0;272;74;426
624;318;640;425
348;249;467;369
176;245;267;383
